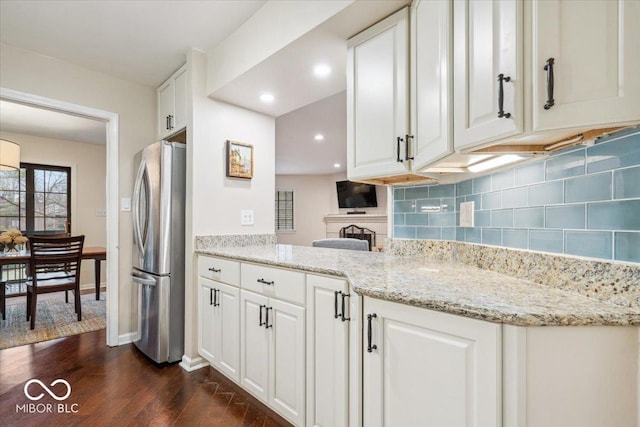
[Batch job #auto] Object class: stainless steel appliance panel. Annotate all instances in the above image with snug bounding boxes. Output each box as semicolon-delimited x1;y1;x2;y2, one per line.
131;140;186;363
132;141;186;275
131;270;174;363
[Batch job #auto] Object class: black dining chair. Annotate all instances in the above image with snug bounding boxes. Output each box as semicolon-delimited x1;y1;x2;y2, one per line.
26;235;85;329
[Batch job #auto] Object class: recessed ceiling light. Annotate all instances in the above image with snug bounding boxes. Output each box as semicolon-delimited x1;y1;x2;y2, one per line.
313;64;332;78
314;134;324;141
260;93;275;103
334;163;341;168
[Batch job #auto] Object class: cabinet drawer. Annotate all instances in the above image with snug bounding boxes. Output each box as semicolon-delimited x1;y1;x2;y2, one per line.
198;256;240;286
241;263;305;305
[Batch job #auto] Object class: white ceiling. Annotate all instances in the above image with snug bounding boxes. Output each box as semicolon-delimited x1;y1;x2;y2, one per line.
212;0;410;118
0;0;410;174
276;91;346;175
0;0;267;87
220;0;409;174
0;100;107;145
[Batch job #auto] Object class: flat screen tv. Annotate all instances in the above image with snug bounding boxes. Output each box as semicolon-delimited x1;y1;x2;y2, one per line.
336;180;378;209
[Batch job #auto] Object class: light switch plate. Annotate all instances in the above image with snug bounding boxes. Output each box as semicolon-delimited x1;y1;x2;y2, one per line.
460;201;475;227
121;198;131;212
241;210;254;226
95;208;107;217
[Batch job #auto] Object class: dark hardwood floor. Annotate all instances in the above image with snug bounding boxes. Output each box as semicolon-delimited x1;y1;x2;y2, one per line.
0;329;291;426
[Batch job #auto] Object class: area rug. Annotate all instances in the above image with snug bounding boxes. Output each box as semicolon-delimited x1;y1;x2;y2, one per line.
0;293;106;349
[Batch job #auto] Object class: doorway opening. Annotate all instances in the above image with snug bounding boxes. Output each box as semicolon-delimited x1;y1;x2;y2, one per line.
0;87;119;346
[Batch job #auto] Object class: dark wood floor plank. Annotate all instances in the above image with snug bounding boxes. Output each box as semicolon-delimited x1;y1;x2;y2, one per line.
0;329;291;426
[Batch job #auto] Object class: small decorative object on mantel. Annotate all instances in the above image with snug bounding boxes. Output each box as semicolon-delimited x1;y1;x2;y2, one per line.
0;229;28;254
226;140;254;179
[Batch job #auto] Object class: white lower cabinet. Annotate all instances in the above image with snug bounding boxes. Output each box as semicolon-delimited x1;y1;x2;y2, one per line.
199;278;240;382
362;296;501;427
306;274;350;427
240;289;305;426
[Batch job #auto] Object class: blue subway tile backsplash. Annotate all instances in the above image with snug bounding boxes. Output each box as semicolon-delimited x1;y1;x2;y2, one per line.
545;149;585;180
615;232;640;263
392;130;640;262
503;229;529;249
514;162;545;186
513;207;544;228
482;191;502;210
586;129;640;173
529;230;564;254
491;169;514;191
614;166;640;199
565;231;613;260
502;187;528;208
565;172;612;203
545;204;585;229
587;200;640;231
472;176;491;194
482;228;502;246
529;181;564;206
491;209;514;228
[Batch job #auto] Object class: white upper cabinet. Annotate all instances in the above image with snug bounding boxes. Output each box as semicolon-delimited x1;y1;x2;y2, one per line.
347;8;409;180
157;64;188;139
410;0;453;172
531;0;640;131
454;0;523;150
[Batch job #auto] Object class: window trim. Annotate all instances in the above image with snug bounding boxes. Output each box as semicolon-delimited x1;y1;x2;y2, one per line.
275;188;295;232
4;162;72;234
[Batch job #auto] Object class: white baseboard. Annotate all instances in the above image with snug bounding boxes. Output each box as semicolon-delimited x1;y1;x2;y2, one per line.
80;282;106;291
118;332;137;345
179;354;209;372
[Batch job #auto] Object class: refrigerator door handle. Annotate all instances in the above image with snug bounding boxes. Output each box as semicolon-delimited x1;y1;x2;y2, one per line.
132;160;149;256
131;274;157;287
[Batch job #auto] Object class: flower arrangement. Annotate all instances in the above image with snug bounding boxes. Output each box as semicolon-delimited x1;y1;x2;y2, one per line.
0;229;29;252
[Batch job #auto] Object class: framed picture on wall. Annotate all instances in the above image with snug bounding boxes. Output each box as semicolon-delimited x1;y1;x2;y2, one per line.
226;140;254;179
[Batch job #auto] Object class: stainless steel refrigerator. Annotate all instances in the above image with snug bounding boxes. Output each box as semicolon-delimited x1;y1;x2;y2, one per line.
131;140;186;363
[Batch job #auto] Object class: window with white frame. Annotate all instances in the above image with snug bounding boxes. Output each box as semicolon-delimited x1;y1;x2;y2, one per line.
275;189;294;231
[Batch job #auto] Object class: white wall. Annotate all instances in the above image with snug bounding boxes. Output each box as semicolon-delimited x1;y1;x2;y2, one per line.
275;174;335;246
275;172;388;246
0;131;106;287
207;0;353;94
0;43;156;336
183;49;276;359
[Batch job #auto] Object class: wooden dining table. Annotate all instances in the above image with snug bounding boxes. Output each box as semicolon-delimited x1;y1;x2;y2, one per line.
0;246;106;320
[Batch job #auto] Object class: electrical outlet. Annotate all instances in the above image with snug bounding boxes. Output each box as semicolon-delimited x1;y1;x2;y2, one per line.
241;210;254;226
460;201;475;227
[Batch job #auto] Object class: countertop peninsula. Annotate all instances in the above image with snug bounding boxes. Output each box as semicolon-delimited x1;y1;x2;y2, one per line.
196;244;640;327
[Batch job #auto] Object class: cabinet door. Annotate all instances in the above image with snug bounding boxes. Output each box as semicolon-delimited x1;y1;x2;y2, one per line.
269;298;305;426
306;275;349;427
410;0;453;171
216;282;240;383
199;280;219;364
157;79;173;139
172;66;188;133
363;297;501;427
347;8;409;180
454;0;522;150
532;0;640;131
240;290;270;403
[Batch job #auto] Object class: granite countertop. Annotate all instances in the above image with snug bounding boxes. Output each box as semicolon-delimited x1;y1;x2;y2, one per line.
196;244;640;327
